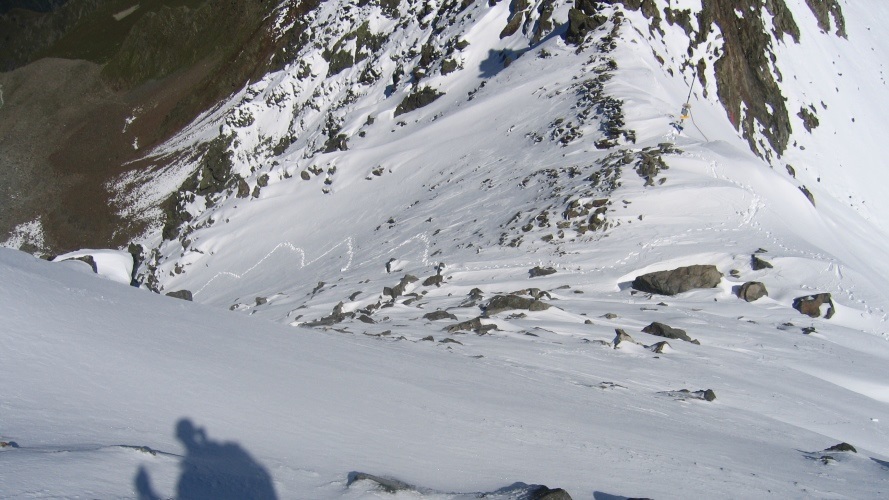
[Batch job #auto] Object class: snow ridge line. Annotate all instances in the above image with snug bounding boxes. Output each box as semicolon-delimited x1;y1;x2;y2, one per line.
194;237;355;296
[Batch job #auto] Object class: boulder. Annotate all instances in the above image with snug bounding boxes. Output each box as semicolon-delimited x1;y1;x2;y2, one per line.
423;310;457;321
738;281;768;302
422;274;444;287
529;266;557;278
792;293;835;319
824;442;856;453
631;265;722;295
485;294;550;316
165;290;193;301
642;322;699;344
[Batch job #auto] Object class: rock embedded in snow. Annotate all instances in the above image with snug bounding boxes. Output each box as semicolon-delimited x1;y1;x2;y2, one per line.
613;328;640;348
738;281;769;302
824;442;857;453
751;254;773;270
165;289;193;301
642;322;700;345
423;310;457;321
529;266;557;278
631;265;722;295
485;294;550;316
423;274;444;287
793;293;836;319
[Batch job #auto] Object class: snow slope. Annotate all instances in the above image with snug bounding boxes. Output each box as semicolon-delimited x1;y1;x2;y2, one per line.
2;245;889;498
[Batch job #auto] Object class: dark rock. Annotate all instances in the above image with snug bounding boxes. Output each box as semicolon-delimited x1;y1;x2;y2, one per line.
468;288;484;300
793;293;835;319
386;274;419;299
565;8;607;46
423;310;457;321
394;87;443;116
440;338;463;345
527;485;573;500
357;315;375;324
660;388;716;402
603;313;618;319
420;335;434;341
751;254;773;270
423;274;444;287
632;265;722;296
642;322;699;344
800;186;816;206
824;442;856;453
165;290;193;301
529;266;557;278
300;170;311;180
738;281;768;302
485;294;550;316
255;296;267;306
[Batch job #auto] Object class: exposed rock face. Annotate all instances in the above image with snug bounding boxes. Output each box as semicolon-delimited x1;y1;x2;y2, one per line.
613;328;639;348
485;294;550;316
165;289;193;301
738;281;768;302
793;293;835;318
631;265;722;295
642;322;699;344
394;87;443;116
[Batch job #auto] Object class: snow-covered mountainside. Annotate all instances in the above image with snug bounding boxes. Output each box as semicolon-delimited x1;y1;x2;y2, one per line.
4;0;889;497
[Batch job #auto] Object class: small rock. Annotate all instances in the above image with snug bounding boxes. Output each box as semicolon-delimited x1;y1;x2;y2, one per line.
357;315;375;324
440;338;463;345
255;296;267;306
751;254;773;270
423;274;444;287
603;313;618;319
420;335;434;341
824;442;857;453
648;341;671;353
613;328;639;348
485;294;550;316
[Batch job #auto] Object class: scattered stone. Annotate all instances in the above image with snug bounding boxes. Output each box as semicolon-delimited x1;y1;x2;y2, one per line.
800;185;816;206
165;290;193;301
603;313;618;319
255;296;267;306
440;338;463;345
357;315;375;324
738;281;768;302
584;319;593;325
642;322;699;344
485;294;550;316
420;336;434;342
793;293;835;319
468;288;484;300
385;274;419;299
730;269;741;278
751;254;773;270
303;302;352;327
825;442;856;453
526;485;573;500
529;266;557;278
423;310;457;321
802;326;816;335
631;265;722;295
236;178;250;198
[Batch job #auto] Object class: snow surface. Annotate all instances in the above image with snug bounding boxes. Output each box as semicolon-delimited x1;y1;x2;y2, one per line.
7;0;889;497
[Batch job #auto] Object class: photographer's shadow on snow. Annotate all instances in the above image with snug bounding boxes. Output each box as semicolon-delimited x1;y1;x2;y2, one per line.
135;418;277;500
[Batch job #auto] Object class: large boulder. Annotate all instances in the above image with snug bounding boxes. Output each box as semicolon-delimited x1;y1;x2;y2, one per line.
793;293;835;319
631;265;722;295
738;281;768;302
165;289;193;301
